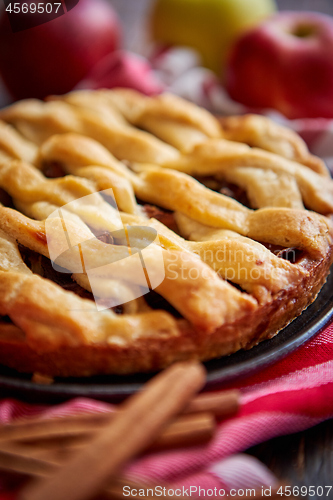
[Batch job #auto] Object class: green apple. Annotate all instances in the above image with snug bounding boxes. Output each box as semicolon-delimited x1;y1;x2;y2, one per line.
150;0;276;76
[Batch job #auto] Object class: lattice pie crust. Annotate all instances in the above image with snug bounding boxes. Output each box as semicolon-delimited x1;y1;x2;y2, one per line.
0;89;332;376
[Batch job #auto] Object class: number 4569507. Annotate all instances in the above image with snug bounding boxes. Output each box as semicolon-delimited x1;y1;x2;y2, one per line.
277;485;332;496
6;3;62;14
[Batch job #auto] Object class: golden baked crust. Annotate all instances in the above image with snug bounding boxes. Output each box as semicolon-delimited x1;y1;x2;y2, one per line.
0;251;331;377
219;114;329;176
0;89;332;376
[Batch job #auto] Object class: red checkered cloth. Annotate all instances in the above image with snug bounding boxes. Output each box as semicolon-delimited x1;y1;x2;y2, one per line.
1;48;333;498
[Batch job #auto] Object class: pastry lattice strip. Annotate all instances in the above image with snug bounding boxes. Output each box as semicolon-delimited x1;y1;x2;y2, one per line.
0;205;258;333
50;89;222;153
50;89;326;175
0;153;313;299
0;119;137;215
0;129;329;259
0;120;38;165
0;98;180;164
1;93;333;216
121;213;308;303
0;228;184;354
0;158;307;304
162;140;333;215
0;122;331;262
0;154;323;322
0;157;153;314
219;114;328;176
37;133;332;258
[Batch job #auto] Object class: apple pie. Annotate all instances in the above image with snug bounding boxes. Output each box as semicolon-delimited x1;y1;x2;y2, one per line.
0;89;332;377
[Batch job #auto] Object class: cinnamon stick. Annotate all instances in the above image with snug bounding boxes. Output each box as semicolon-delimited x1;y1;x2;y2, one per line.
149;412;215;451
0;449;183;499
0;388;240;444
19;361;206;500
184;390;240;419
0;447;55;477
0;412;215;455
0;412;109;442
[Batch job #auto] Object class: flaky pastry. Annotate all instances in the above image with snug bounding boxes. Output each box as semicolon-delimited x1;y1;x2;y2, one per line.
0;89;332;377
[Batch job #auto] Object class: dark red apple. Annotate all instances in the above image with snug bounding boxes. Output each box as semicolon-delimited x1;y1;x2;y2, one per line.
0;0;121;100
226;12;333;119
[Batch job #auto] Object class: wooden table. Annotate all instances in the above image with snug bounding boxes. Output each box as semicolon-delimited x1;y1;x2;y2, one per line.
249;420;333;496
109;1;333;496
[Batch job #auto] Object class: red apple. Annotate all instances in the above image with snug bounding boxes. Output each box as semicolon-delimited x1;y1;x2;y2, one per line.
0;0;121;100
76;51;165;95
225;11;333;119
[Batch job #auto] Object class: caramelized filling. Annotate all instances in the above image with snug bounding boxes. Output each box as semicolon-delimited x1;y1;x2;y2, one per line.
0;316;12;324
260;242;304;264
142;204;180;233
42;161;67;179
144;290;182;318
16;245;183;317
197;177;251;208
18;245;94;301
0;188;15;209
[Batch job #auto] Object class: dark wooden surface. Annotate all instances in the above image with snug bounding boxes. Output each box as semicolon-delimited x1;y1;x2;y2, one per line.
109;0;333;495
249;419;333;497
